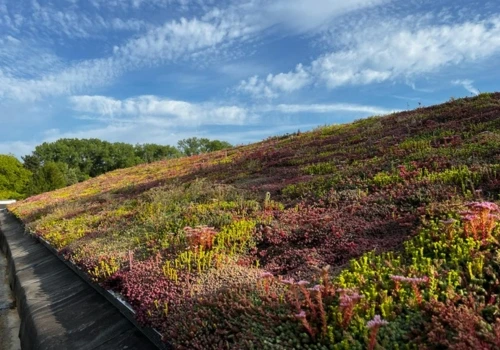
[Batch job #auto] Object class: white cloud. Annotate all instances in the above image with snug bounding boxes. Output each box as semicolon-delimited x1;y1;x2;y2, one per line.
209;106;249;123
452;79;480;95
1;0;391;103
0;57;118;101
239;15;500;98
2;0;151;39
2;16;236;101
116;16;252;66
203;0;390;37
69;95;252;125
237;76;277;99
260;103;397;115
88;0;388;35
70;94;394;133
0;13;253;102
69;95;123;116
0;36;64;78
238;64;312;98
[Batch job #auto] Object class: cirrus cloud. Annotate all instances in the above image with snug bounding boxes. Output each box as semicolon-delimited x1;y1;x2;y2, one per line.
238;15;500;98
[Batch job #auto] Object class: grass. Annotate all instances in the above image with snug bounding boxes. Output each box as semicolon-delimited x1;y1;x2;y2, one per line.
9;92;500;349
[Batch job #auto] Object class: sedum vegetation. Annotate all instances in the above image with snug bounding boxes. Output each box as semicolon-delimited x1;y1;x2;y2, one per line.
8;93;500;349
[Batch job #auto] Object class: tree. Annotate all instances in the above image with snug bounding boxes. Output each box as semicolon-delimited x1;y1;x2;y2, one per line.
56;162;80;186
22;139;140;179
134;144;181;163
22;154;41;173
177;137;232;156
30;161;67;195
206;139;233;153
0;154;32;199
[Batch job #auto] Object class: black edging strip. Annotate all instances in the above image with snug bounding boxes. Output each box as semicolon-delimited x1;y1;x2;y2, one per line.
6;209;172;350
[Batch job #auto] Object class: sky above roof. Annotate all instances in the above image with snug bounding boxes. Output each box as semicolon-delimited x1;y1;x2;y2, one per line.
1;0;499;158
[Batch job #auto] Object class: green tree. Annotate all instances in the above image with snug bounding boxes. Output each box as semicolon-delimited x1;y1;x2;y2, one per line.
22;154;41;173
56;162;80;186
22;139;140;179
206;139;233;153
30;161;67;195
134;144;181;163
0;154;32;199
107;142;141;173
177;137;232;156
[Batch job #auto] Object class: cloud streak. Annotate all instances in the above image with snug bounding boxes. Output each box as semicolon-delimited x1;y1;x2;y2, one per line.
0;0;390;102
70;95;253;126
239;15;500;98
259;103;398;115
70;94;395;127
452;79;480;95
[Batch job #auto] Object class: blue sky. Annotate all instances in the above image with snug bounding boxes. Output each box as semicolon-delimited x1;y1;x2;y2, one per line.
1;0;499;158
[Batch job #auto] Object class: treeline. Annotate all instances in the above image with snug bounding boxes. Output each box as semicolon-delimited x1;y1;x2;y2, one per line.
0;137;232;199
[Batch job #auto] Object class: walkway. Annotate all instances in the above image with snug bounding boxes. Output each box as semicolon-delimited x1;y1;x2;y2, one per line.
0;210;159;350
0;245;20;350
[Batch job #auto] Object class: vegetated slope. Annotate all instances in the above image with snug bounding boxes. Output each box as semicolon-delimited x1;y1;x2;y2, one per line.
10;93;500;349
